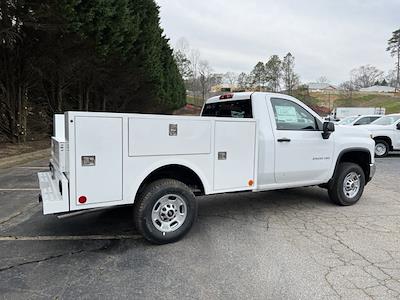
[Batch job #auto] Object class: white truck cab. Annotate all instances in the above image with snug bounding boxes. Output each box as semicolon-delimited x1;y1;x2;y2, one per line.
362;114;400;157
38;92;375;244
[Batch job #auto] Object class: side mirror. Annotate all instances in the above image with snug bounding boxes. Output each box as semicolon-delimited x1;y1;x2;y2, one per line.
397;123;400;130
322;122;335;139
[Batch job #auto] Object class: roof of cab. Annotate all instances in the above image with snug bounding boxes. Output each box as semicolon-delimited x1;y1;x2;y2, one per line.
205;92;253;104
205;92;293;104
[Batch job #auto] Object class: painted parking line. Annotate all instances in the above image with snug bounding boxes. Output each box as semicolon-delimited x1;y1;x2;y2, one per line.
0;234;141;241
0;189;40;191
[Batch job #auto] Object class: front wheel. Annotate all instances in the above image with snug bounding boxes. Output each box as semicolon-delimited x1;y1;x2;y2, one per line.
133;179;197;244
328;162;365;206
374;140;389;157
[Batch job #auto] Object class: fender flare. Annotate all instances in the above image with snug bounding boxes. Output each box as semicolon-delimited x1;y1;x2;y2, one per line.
330;147;372;181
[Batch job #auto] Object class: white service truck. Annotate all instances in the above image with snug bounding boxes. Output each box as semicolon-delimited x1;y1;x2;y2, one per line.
38;92;376;244
362;114;400;157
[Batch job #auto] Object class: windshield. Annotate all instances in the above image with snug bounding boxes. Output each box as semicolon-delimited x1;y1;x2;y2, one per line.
338;116;358;125
372;115;400;125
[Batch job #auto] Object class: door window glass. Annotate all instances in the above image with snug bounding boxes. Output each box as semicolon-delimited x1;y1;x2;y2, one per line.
271;98;317;130
354;117;371;125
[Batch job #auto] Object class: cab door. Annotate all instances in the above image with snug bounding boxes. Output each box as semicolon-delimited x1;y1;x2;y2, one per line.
267;97;334;184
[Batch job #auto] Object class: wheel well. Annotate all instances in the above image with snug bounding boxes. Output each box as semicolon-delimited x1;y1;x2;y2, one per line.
336;150;371;180
137;165;205;197
374;136;393;150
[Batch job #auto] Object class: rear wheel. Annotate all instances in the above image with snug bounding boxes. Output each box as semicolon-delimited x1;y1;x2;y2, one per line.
328;162;365;206
134;179;197;244
374;140;389;157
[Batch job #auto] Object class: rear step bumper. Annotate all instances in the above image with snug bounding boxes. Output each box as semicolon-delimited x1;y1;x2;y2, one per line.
38;171;69;214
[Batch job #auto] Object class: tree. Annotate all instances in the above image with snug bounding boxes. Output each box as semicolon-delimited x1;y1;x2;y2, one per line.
386;70;398;87
339;80;355;99
188;49;201;97
174;50;192;80
350;65;384;89
223;72;238;86
250;62;266;91
198;60;213;101
265;55;282;92
0;0;187;143
0;0;39;142
237;72;247;90
316;76;329;83
381;79;388;86
387;29;400;92
281;52;299;95
174;37;192;80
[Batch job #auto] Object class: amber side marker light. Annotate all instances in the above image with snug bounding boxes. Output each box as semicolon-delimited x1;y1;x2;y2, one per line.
248;180;254;187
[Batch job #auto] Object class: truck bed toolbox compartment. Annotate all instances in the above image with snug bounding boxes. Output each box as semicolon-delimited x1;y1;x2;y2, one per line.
128;117;211;156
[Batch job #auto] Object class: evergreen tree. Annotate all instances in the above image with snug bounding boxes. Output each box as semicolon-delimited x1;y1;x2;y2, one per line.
265;55;282;92
281;53;299;95
250;62;266;91
0;0;186;142
237;72;248;90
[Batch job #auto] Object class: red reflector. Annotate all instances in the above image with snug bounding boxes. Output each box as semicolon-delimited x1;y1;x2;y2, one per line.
78;196;87;204
219;93;234;100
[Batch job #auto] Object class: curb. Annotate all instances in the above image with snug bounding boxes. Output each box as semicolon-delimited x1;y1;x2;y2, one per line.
0;149;50;169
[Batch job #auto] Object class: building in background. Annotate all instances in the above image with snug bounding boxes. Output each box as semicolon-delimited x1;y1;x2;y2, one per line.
359;85;396;93
307;83;337;92
211;83;239;93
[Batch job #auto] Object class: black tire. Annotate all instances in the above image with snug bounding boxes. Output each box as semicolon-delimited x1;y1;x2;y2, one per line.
374;139;389;158
328;162;365;206
133;179;197;244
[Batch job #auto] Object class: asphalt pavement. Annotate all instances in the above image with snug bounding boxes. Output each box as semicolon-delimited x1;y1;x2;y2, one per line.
0;154;400;299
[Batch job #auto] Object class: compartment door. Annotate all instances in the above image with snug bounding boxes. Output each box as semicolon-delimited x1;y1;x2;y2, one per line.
214;121;256;191
75;116;123;205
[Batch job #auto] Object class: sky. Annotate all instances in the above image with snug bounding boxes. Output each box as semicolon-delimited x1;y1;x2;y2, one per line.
156;0;399;84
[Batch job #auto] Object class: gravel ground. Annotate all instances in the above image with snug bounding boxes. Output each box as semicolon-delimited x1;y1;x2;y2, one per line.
0;154;399;299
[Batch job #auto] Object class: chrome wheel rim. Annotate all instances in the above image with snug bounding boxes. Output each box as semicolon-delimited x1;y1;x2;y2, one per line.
375;143;386;156
151;194;187;233
343;172;361;199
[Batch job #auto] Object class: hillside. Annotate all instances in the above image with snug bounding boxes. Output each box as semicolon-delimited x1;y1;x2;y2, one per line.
310;92;400;114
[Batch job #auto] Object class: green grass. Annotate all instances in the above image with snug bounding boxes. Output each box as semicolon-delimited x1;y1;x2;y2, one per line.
311;92;400;114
